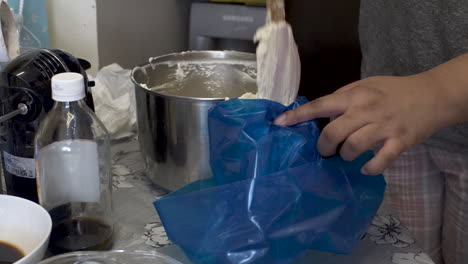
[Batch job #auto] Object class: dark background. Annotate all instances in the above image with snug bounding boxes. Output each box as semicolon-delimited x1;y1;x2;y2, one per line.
286;0;362;101
285;0;362;130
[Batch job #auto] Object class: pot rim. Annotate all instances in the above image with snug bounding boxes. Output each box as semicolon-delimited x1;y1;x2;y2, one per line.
131;50;256;101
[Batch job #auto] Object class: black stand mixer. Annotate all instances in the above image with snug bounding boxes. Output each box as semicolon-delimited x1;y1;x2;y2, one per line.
0;49;95;202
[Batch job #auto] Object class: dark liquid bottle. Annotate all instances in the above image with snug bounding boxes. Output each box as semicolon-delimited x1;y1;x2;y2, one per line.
35;73;113;254
1;112;42;203
48;205;113;255
2;171;38;202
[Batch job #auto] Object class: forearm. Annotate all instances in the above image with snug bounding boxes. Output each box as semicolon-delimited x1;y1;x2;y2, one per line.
423;53;468;129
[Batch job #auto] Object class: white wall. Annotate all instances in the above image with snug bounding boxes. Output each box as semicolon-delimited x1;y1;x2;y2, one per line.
96;0;191;69
46;0;99;76
45;0;191;73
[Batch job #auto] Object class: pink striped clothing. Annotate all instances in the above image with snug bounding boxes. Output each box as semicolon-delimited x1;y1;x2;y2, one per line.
383;144;468;264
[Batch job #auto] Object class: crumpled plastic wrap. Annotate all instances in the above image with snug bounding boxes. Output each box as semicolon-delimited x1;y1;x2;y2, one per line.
91;63;136;139
154;98;386;264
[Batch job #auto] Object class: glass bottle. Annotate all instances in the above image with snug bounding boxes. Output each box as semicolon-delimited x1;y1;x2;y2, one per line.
35;72;113;255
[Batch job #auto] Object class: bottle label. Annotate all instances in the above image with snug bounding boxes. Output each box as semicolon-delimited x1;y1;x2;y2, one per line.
3;151;36;179
37;140;101;209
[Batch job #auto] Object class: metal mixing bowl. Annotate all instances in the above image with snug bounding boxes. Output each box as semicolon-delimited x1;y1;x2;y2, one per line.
132;50;257;190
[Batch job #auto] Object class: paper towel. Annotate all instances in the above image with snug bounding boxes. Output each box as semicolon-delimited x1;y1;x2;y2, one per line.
91;63;137;140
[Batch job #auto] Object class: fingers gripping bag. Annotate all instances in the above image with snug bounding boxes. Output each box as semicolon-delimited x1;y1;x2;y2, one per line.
154;97;386;264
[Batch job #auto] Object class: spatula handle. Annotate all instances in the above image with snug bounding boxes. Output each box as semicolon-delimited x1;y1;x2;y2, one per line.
267;0;285;22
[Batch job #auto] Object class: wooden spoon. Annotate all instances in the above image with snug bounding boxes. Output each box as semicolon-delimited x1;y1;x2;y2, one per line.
267;0;286;22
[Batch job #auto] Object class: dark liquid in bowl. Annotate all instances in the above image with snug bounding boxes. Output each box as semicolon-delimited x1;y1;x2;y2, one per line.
0;241;24;264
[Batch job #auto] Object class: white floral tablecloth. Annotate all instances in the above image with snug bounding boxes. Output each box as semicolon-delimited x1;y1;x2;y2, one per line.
110;138;435;264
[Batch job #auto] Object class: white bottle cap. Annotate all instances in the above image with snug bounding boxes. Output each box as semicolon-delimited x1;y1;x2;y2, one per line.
52;72;86;102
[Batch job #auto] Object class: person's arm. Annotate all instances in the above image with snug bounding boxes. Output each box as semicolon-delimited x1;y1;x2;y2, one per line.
274;53;468;175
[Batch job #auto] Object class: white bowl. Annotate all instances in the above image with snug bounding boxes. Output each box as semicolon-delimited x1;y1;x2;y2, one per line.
39;250;184;264
0;194;52;264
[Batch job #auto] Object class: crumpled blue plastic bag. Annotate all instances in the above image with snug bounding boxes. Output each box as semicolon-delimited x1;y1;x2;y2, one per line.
154;98;386;264
209;97;321;185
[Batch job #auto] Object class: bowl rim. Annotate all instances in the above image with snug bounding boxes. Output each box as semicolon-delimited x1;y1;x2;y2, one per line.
131;50;257;101
38;250;184;264
0;194;52;263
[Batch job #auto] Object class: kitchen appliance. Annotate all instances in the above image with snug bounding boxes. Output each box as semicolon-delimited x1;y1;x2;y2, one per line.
0;48;95;202
189;2;266;52
132;50;257;191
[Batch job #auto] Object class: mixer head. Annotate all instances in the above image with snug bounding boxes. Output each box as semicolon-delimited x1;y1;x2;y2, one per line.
0;48;94;124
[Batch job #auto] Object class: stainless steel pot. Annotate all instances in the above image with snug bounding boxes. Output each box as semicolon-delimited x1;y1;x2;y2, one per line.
131;51;257;190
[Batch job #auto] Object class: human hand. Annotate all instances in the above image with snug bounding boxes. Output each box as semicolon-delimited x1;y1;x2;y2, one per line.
274;73;453;175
